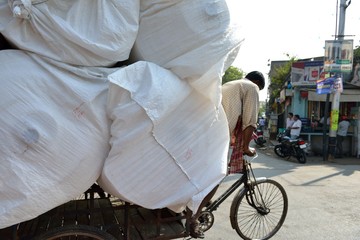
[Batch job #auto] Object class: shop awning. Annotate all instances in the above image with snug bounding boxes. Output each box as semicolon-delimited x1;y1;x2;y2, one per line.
308;89;360;102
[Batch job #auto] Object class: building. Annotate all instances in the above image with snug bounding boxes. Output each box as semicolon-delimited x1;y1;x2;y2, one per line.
268;55;360;158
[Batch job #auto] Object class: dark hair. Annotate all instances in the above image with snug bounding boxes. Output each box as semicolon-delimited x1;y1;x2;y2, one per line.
245;71;265;90
288;112;293;117
295;114;300;119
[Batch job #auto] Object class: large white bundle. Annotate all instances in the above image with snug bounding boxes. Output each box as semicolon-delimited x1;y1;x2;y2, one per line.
98;61;229;213
0;50;113;229
130;0;243;106
0;0;139;67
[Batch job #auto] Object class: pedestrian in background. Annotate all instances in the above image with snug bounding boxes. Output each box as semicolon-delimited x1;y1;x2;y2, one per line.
259;117;265;131
319;115;330;127
336;116;351;158
285;112;294;137
290;114;302;139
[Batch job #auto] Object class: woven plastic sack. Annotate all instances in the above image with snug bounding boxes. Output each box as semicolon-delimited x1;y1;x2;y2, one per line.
0;50;113;228
130;0;243;106
0;0;139;66
98;61;229;213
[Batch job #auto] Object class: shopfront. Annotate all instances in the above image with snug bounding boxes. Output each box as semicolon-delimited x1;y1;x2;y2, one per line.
286;87;360;157
271;52;360;158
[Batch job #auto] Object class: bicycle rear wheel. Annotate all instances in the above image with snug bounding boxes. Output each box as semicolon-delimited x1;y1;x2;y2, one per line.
230;179;288;240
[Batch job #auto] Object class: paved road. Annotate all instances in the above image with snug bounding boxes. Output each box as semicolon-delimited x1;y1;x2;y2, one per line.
197;148;360;240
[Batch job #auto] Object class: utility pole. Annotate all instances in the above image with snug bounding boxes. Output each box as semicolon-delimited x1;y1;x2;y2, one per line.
328;0;351;158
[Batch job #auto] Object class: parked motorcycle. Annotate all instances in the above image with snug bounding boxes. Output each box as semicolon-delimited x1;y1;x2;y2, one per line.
253;126;266;147
274;131;307;164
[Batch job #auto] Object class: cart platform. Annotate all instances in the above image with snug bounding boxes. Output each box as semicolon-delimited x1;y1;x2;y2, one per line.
15;197;190;240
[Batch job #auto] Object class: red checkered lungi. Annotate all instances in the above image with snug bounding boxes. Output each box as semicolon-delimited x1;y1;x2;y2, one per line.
228;116;244;174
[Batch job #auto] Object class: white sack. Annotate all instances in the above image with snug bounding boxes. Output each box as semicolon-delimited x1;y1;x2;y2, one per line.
0;0;139;66
0;50;113;229
130;0;243;106
98;61;229;213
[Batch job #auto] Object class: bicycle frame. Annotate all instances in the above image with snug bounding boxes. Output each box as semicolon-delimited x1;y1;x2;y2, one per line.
196;156;288;239
204;158;267;213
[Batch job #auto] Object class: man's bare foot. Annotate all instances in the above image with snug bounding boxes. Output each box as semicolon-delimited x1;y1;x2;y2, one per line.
243;147;256;156
189;219;204;238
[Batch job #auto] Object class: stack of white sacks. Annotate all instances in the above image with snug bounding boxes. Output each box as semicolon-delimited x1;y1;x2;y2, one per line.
0;0;243;229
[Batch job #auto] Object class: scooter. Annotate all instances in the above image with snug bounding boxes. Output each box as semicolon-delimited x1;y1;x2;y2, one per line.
274;131;307;164
253;126;266;147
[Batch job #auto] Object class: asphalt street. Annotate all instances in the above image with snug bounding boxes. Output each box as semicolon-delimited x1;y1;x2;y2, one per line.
194;146;360;240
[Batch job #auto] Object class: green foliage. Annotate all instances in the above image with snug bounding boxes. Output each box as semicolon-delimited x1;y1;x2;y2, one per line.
259;101;266;117
222;66;244;85
353;45;360;63
345;45;360;82
268;55;297;106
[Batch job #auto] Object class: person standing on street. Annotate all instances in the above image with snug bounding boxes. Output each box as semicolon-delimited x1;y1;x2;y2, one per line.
259;117;266;131
290;114;302;139
336;116;351;158
320;115;330;127
285;112;294;137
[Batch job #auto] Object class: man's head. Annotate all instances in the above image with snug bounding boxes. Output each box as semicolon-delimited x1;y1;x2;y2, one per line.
288;112;293;118
294;114;300;120
245;71;265;90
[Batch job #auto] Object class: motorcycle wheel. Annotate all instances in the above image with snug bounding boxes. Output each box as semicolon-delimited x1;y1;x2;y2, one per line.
296;148;307;164
274;145;286;158
255;138;265;147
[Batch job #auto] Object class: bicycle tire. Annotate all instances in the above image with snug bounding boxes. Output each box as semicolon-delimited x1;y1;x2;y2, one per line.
274;145;286;158
230;179;288;240
34;225;117;240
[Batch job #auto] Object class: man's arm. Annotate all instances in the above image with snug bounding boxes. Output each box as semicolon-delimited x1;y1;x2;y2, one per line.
291;121;300;129
241;83;259;156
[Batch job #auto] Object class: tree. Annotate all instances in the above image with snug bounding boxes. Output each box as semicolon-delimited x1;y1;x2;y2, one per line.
268;55;297;109
222;66;244;85
354;45;360;61
345;45;360;82
259;101;266;117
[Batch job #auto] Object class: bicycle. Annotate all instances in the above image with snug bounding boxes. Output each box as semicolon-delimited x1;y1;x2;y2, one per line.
196;154;288;240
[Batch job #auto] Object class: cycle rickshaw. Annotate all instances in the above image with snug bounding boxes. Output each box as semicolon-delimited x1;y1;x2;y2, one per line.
3;155;288;240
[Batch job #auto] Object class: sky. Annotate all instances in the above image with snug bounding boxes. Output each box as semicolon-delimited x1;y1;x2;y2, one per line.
228;0;360;101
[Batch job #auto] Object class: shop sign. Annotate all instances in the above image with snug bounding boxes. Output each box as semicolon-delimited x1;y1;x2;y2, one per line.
324;39;354;73
291;61;324;86
316;77;343;95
